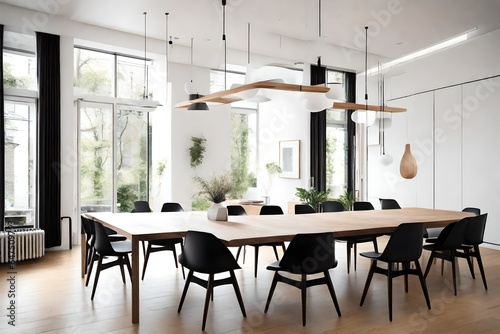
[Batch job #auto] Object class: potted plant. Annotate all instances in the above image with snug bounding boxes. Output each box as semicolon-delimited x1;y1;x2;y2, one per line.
194;172;234;221
295;187;331;212
261;162;282;204
338;190;354;211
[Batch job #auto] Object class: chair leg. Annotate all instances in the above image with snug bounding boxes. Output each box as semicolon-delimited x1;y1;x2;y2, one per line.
414;260;431;310
281;242;286;255
373;238;379;253
243;245;246;264
90;256;104;300
353;242;358;272
272;245;279;260
172;245;179;268
324;270;341;317
141;244;152;280
119;257;126;283
254;246;260;278
301;274;307;326
424;251;435;278
388;263;393;322
85;249;97;287
178;270;194;313
180;243;186;280
235;246;242;261
360;260;377;306
201;274;215;331
474;246;488;290
124;254;132;282
464;249;475;279
451;250;458;296
264;272;280;313
230;270;247;317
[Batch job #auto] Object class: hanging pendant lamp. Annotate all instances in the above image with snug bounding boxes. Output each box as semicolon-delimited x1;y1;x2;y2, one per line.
186;37;209;111
400;144;417;178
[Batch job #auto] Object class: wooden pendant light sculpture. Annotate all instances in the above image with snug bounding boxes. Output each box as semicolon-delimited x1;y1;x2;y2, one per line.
400;144;417;179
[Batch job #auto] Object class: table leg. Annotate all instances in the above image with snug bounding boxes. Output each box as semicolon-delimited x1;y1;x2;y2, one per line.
131;236;140;323
81;233;86;278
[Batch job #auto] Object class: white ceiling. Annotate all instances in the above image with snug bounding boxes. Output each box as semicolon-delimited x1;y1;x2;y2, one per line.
2;0;500;71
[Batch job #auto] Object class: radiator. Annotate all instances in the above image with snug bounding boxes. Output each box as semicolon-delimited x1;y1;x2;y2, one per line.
0;229;45;263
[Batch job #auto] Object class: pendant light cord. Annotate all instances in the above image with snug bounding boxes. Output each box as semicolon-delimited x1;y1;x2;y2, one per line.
165;13;169;84
319;0;322;38
143;12;148;99
364;26;368;110
222;0;227;90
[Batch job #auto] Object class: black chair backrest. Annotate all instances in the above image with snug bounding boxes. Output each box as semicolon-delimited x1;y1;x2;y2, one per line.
180;230;240;274
380;223;424;262
93;221;117;255
462;207;481;216
353;201;375;211
133;200;152;212
260;205;284;215
435;217;469;249
227;205;247;216
379;198;401;210
295;204;316;214
463;213;487;245
321;200;345;213
279;232;337;274
161;202;184;212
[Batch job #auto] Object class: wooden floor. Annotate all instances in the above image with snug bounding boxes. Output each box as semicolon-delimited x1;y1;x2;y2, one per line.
1;237;499;334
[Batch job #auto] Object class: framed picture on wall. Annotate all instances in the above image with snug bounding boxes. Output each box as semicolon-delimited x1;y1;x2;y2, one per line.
279;140;300;179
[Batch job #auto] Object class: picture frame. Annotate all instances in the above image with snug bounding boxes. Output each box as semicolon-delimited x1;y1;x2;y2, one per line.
279;140;300;179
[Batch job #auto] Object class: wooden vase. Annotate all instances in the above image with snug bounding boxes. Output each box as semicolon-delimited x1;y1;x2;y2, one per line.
399;144;418;179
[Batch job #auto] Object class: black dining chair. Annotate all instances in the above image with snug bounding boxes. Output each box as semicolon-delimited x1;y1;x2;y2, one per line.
264;232;341;326
455;213;488;290
379;198;401;210
337;201;379;273
360;223;431;321
177;230;246;331
423;217;469;295
295;204;316;214
131;200;152;256
82;215;127;286
251;205;287;277
321;200;345;212
90;221;133;300
227;205;247;263
142;202;185;280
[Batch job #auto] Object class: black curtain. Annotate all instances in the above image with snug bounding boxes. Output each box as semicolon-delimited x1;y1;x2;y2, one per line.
0;25;5;231
345;72;356;193
310;64;327;191
36;32;61;247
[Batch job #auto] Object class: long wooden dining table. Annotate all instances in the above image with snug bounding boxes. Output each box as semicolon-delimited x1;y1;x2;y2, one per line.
84;207;473;324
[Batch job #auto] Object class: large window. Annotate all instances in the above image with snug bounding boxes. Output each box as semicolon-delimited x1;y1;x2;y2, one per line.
3;31;38;229
4;99;37;227
326;70;348;198
75;46;153;213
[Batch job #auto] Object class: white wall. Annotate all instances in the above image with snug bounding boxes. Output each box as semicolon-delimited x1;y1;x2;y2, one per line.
367;29;500;245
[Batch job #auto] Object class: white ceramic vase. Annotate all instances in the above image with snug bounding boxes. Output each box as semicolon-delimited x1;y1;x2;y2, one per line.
207;202;228;221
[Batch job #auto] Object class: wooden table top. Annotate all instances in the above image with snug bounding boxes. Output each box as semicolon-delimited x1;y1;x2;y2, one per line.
86;207;472;247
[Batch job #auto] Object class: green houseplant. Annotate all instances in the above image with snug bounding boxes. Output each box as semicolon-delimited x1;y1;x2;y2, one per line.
295;187;331;213
194;172;234;220
189;136;206;168
338;190;354;211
